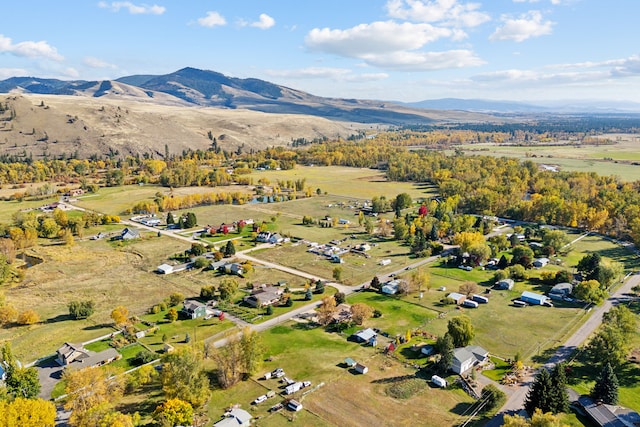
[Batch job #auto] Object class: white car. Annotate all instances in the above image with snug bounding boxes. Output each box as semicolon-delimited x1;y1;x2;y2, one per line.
253;395;267;404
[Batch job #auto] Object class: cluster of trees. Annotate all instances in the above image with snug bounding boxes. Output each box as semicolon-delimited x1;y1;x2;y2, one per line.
0;291;40;327
586;305;637;369
206;327;263;389
524;363;569;416
0;344;54;426
573;253;623;304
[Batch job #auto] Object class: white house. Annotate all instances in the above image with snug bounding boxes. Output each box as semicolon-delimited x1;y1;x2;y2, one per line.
451;345;489;374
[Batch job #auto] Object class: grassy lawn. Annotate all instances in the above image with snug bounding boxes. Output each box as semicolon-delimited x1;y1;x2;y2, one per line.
347;291;440;337
482;357;513;382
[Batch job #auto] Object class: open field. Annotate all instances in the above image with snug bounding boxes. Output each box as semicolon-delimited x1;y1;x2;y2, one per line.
453;136;640;181
252;166;438;200
205;321;475;427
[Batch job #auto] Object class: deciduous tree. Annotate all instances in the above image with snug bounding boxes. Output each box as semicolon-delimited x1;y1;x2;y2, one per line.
161;347;210;407
110;306;129;327
154;398;193;427
0;397;56;427
351;303;374;325
317;296;337;326
447;316;475;348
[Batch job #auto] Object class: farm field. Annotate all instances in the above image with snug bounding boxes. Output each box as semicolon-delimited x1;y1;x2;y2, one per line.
251;166;437;201
453;135;640;181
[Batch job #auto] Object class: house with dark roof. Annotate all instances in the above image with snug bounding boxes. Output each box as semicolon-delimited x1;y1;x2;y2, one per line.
244;286;283;308
182;299;207;319
56;342;119;367
579;395;640;427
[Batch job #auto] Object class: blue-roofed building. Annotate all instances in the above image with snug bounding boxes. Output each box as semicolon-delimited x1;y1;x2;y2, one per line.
521;291;550;306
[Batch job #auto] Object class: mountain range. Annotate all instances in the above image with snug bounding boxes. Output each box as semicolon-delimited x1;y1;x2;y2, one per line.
0;67;490;125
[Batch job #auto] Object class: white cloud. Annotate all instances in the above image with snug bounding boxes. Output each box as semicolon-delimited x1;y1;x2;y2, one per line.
305;21;483;71
83;56;117;69
197;11;226;28
386;0;490;27
251;13;275;30
0;68;28;79
63;68;80;78
0;34;63;61
490;10;554;42
98;1;165;15
266;67;388;82
306;21;454;57
363;49;484;70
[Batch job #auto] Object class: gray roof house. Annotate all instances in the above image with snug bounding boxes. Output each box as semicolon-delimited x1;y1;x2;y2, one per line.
451;345;489;374
550;282;573;296
56;342;119;367
244;286;283;308
213;408;252;427
352;328;377;345
119;227;140;240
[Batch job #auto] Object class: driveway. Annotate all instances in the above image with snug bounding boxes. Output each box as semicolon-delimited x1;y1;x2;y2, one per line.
35;356;64;400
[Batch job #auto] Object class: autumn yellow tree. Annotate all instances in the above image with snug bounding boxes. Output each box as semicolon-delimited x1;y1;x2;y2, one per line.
351;303;374;325
317;295;337;326
154;398;193;427
0;397;56;427
17;309;40;325
110;305;130;327
63;366;125;427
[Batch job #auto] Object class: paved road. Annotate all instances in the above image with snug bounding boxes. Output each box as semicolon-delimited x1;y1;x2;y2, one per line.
485;272;640;426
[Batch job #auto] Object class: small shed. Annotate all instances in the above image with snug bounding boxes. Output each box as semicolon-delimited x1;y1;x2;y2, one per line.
447;292;466;305
472;294;489;304
462;299;479;308
288;399;303;412
344;357;357;367
354;363;368;374
533;257;550;268
156;263;174;274
521;291;549;306
495;278;514;290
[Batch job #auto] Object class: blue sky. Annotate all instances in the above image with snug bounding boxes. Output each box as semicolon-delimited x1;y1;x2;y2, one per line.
2;0;639;102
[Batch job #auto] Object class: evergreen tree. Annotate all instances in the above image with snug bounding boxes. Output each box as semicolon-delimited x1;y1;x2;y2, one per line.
549;363;569;413
166;212;175;225
592;362;618;404
524;368;553;415
223;240;235;257
370;276;381;291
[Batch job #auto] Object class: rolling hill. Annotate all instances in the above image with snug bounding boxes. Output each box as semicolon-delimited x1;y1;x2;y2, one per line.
0;67;500;159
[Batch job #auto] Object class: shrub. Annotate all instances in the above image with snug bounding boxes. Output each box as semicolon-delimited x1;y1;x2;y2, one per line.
17;309;40;325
